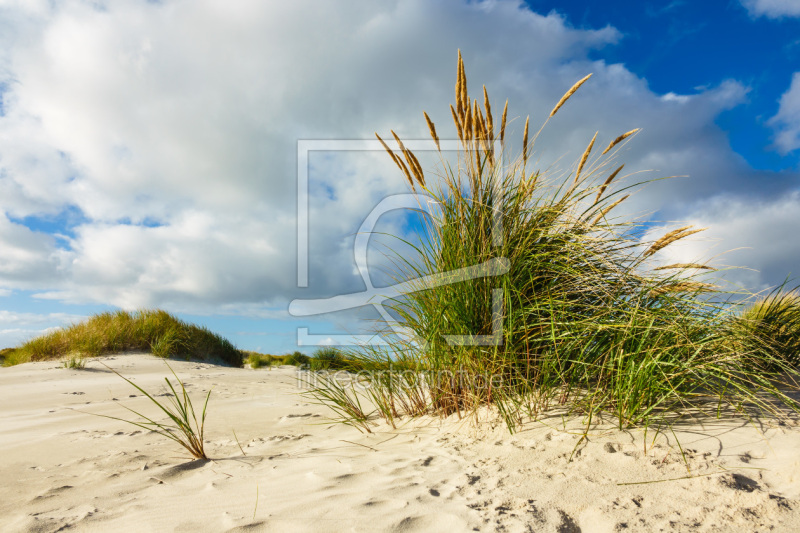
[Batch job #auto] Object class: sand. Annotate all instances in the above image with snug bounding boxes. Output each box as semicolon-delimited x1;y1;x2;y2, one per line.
1;353;799;532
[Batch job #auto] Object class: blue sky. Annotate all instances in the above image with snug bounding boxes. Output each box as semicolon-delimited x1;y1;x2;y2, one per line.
0;0;798;355
527;0;800;170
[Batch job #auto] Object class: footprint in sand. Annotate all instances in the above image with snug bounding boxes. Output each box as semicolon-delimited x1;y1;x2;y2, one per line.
33;485;73;501
268;434;310;442
278;413;321;423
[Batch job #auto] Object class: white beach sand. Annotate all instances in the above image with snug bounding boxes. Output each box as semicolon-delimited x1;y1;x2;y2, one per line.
1;353;800;532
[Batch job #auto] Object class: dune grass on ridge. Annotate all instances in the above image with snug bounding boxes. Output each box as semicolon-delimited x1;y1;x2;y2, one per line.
2;309;243;367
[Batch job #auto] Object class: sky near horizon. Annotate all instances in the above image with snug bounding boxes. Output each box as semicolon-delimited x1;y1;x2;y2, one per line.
0;0;798;354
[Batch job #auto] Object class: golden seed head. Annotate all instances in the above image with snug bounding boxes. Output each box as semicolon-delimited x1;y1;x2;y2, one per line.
376;132;401;167
406;149;426;188
522;115;530;164
423;111;440;151
602;129;640;155
645;226;707;257
575;131;598;183
483;85;493;140
450;104;463;139
591;194;629;225
474;99;487;140
654;263;715;271
550;73;592;118
500;99;508;144
390;130;407;152
464;99;473;141
594;164;624;204
386;130;416;189
649;282;715;296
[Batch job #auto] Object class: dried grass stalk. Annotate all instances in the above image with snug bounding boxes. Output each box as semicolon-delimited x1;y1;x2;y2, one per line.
450;104;463;139
654;263;714;271
522;115;530;165
550;73;592;118
483;85;493;140
575;132;598;183
474;99;486;141
391;130;425;188
464;99;473;141
602;129;640;155
424;111;440;152
500;99;508;144
594;164;624;204
645;226;706;257
375;133;404;170
376;132;415;189
649;282;716;296
458;50;468;119
591;194;630;225
456;50;464;119
407;150;426;188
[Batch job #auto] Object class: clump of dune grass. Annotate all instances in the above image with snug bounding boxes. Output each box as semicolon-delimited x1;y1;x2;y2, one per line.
245;351;312;368
309;346;346;370
303;372;374;433
720;285;800;369
311;51;800;433
94;361;210;460
62;352;87;369
307;346;370;371
244;351;280;368
3;309;243;367
285;351;311;366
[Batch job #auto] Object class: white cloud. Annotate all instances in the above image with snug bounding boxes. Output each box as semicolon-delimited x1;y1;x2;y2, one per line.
642;192;800;292
740;0;800;18
0;0;796;321
0;310;86;347
769;72;800;154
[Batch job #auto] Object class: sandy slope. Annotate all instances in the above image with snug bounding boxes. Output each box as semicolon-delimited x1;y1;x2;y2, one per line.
1;353;799;532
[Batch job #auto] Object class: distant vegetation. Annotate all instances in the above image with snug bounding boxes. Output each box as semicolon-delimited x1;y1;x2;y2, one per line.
245;347;363;371
244;350;310;369
2;310;243;367
0;310;357;372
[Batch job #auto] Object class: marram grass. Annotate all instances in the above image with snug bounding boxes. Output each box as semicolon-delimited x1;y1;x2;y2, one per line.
93;361;211;460
309;51;800;433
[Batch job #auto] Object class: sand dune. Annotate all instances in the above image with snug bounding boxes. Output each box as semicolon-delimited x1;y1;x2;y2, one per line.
1;353;799;532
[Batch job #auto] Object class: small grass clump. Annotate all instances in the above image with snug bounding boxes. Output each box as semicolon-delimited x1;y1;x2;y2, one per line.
244;352;280;368
0;347;14;365
245;351;311;368
95;361;211;460
3;309;243;367
721;286;800;369
309;51;800;433
62;353;87;369
309;346;354;370
285;351;311;366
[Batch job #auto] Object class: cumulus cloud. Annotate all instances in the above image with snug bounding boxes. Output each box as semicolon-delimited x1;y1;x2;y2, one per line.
0;309;86;347
642;192;800;292
740;0;800;18
0;0;797;325
769;72;800;154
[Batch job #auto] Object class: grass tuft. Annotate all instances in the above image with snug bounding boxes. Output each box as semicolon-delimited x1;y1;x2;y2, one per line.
93;361;211;460
62;353;87;369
